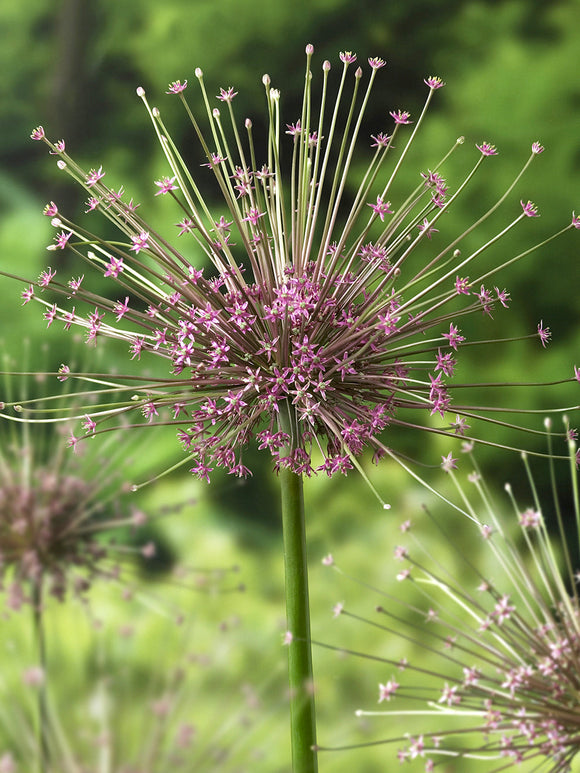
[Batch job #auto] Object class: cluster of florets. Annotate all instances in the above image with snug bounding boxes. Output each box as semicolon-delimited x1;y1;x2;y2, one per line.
389;566;580;768
23;46;572;482
330;434;580;770
165;259;412;479
0;466;107;607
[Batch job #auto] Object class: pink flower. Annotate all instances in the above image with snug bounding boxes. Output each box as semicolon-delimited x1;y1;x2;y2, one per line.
43;303;58;328
154;176;178;195
285;121;302;137
53;231;72;250
531;141;544;154
537;320;551;347
390;109;412;124
30;126;45;141
378;679;399;702
339;51;357;64
217;87;238;102
104;257;124;278
520;200;539;217
113;297;130;320
424;76;445;89
175;217;196;235
442;322;465;350
82;415;96;434
441;452;457;472
367;195;393;221
166;80;187;94
368;57;386;70
454;276;471;295
86;167;105;186
370;132;391;148
476;141;498;156
519;507;541;528
21;285;34;305
67;275;84;294
242;208;265;226
38;267;56;287
43;202;58;217
417;218;438;239
130;231;150;254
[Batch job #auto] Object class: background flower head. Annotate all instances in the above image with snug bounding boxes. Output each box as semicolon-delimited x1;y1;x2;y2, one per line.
322;421;580;770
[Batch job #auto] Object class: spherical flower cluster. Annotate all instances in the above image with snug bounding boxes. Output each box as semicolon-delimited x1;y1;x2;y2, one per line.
18;45;578;483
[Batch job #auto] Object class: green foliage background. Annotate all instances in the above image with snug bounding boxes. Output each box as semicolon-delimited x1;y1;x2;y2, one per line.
0;0;579;770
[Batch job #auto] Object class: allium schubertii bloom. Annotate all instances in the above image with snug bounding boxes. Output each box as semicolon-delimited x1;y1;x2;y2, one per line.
19;46;578;489
322;424;580;771
9;44;580;773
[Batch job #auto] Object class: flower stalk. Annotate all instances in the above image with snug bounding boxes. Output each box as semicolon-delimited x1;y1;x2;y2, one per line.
279;401;318;772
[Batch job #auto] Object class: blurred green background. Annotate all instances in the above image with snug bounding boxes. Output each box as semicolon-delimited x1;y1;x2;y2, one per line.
1;0;579;770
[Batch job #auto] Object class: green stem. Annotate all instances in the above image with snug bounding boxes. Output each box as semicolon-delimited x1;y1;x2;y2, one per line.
32;579;50;773
278;403;318;773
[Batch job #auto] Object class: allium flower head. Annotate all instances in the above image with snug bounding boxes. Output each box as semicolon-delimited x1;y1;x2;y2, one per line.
15;46;578;484
323;423;580;770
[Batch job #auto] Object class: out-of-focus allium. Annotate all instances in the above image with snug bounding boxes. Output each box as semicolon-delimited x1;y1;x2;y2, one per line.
0;358;177;612
320;421;580;771
14;45;578;483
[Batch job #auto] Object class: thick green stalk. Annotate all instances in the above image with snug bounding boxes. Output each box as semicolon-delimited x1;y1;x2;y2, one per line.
278;403;318;773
